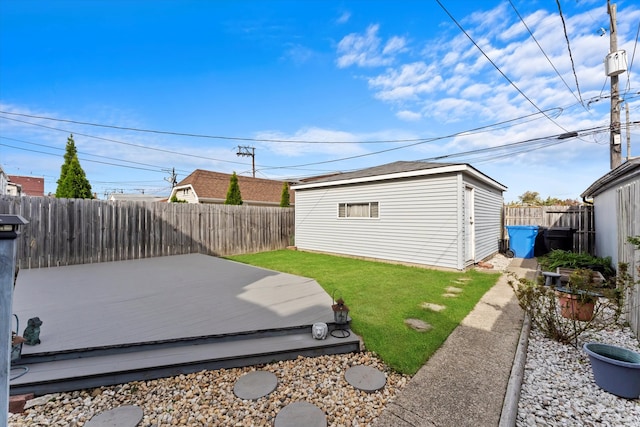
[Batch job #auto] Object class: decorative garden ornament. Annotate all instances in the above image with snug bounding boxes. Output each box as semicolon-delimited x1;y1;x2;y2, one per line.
312;323;328;340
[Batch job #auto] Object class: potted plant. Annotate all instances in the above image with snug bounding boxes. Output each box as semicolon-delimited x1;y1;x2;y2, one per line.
555;269;602;321
508;271;614;347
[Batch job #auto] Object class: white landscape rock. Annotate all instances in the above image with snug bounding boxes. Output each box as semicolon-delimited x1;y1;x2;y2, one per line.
517;324;640;426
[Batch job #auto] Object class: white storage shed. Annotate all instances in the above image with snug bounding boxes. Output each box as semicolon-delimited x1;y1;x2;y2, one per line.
292;161;507;270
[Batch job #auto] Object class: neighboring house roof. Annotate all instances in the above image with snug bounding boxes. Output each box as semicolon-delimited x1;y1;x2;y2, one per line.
292;161;507;191
171;169;294;205
581;157;640;198
8;175;45;196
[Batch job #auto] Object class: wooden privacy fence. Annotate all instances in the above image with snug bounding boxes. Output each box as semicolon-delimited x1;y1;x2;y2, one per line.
0;196;295;269
503;205;595;254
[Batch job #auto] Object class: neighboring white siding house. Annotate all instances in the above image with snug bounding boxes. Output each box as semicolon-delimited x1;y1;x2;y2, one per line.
0;165;8;195
292;161;506;271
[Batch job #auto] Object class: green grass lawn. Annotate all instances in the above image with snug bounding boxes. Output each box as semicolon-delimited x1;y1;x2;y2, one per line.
228;250;501;375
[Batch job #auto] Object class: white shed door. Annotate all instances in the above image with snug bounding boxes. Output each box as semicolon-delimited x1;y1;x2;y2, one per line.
465;186;476;263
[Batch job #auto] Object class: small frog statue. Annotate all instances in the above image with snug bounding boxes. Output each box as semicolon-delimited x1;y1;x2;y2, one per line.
23;317;43;345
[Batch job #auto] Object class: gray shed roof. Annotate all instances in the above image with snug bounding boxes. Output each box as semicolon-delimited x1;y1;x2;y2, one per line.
581;157;640;198
293;161;506;191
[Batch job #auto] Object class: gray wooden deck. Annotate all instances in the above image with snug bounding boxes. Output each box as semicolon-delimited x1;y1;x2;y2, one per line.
10;254;359;395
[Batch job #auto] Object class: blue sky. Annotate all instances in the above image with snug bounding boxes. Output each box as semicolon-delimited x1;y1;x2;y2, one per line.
1;0;639;202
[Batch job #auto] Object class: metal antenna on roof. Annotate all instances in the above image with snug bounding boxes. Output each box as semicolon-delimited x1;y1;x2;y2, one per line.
163;168;178;187
236;146;256;178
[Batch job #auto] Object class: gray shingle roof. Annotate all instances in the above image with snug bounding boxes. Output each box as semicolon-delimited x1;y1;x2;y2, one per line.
302;161;461;183
581;157;640;198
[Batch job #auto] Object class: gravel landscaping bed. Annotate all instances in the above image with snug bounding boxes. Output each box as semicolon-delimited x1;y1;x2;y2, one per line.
9;352;409;426
517;321;640;426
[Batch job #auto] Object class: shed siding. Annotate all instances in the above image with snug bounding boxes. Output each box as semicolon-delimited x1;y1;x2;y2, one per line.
295;174;462;269
464;176;503;264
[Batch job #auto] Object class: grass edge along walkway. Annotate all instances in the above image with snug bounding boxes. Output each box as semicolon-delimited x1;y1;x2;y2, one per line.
228;250;500;375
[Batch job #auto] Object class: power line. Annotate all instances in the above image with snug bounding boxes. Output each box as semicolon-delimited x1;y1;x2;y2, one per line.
0;107;569;145
508;0;586;109
257;108;564;171
0;142;168;173
0;136;190;173
555;0;585;106
1;106;566;173
0;110;440;144
467;140;566;165
434;0;570;134
0;115;250;167
623;20;639;96
418;125;610;163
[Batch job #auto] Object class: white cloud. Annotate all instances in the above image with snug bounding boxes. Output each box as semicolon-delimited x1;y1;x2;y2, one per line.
396;110;422;121
336;11;351;24
382;36;408;55
336;24;405;68
368;62;441;101
460;83;492;99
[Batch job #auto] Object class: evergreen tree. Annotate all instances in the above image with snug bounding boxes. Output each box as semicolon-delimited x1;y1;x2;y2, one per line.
55;134;93;198
224;172;243;205
279;182;290;207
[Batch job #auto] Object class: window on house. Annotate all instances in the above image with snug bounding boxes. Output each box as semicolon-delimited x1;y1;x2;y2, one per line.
182;188;189;195
338;202;379;218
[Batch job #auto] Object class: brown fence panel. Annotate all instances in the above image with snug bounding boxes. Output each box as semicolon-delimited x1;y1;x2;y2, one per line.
0;196;295;269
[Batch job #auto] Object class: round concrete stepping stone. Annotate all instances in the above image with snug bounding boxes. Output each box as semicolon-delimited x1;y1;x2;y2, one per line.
421;302;446;312
85;405;143;427
404;318;433;332
274;401;326;427
345;365;386;392
233;370;278;400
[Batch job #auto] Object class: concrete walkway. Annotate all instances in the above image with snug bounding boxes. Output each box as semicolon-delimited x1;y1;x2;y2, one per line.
373;258;537;427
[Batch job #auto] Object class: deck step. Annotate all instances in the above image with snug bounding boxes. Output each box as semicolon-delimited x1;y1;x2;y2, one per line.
16;324;320;364
10;329;361;396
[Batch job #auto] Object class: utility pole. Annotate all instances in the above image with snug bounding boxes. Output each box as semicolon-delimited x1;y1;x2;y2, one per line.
236;146;256;178
608;0;622;169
